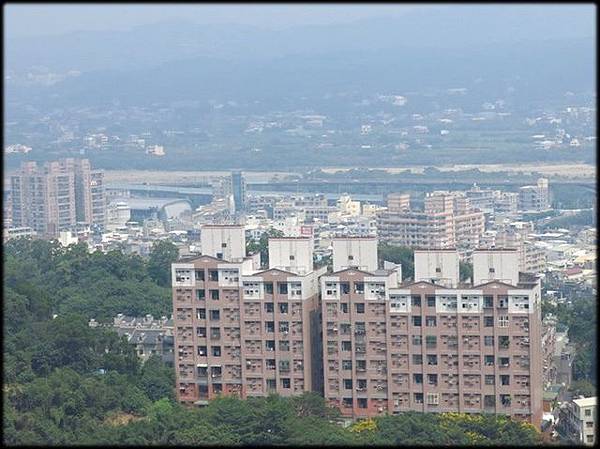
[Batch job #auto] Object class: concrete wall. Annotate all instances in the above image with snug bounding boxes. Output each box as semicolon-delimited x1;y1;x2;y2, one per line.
332;237;378;272
268;237;313;275
414;250;459;287
201;225;246;261
473;249;519;285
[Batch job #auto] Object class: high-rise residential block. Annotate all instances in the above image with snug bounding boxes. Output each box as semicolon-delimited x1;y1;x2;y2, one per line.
377;191;484;252
387;193;411;213
172;227;323;404
320;244;543;427
172;232;544;429
518;178;550;212
9;158;105;237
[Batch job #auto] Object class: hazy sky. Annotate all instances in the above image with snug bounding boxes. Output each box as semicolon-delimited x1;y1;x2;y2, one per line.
4;3;424;38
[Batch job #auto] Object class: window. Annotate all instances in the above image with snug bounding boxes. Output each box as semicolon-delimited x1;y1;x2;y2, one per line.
266;379;276;390
209;310;220;321
279;321;289;333
210;289;219;300
427;355;438;366
427;374;438;386
209;270;218;281
211;346;221;357
348;255;354;261
489;267;495;274
412;316;422;327
196;290;206;300
197;308;206;319
356;360;366;371
425;335;437;348
500;394;511;406
278;283;288;294
341;323;351;334
210;327;220;339
357;398;368;409
498;316;509;328
484;336;494;346
354;282;364;294
278;303;288;314
265;321;275;332
499;357;510;367
265;303;274;313
412;335;422;346
498;336;510;349
585;409;592;416
427;296;436;307
484;395;496;407
281;378;291;389
213;383;222;393
500;375;510;386
484;355;494;366
485;375;495;385
413;354;423;365
484;316;494;327
427;393;439;405
413;374;423;384
289;255;295;260
264;282;274;294
355;303;365;314
411;295;422;307
342;360;352;370
196;327;207;337
340;303;349;313
279;340;289;351
276;359;290;372
483;296;493;308
414;393;424;404
195;270;205;281
342;341;352;351
426;316;437;327
266;359;276;369
342;397;353;407
357;379;367;389
344;379;353;390
340;282;350;294
197;346;207;356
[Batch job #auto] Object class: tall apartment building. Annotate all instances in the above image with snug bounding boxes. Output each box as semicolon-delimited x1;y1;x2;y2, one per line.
73;159;106;228
492;227;547;275
172;226;324;404
231;171;246;213
518;178;550;212
387;193;411;213
377;192;484;251
10;158;105;237
320;245;543;427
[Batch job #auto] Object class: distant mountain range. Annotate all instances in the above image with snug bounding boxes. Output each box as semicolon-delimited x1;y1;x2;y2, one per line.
5;5;595;108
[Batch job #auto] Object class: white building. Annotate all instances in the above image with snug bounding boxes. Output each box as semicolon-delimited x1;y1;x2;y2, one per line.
559;396;596;445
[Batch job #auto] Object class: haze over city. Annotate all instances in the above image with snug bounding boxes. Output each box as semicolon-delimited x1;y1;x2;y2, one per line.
3;3;597;447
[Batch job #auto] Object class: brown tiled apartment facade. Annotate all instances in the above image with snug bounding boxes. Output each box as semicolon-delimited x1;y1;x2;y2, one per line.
172;229;322;404
320;249;543;427
172;229;543;428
